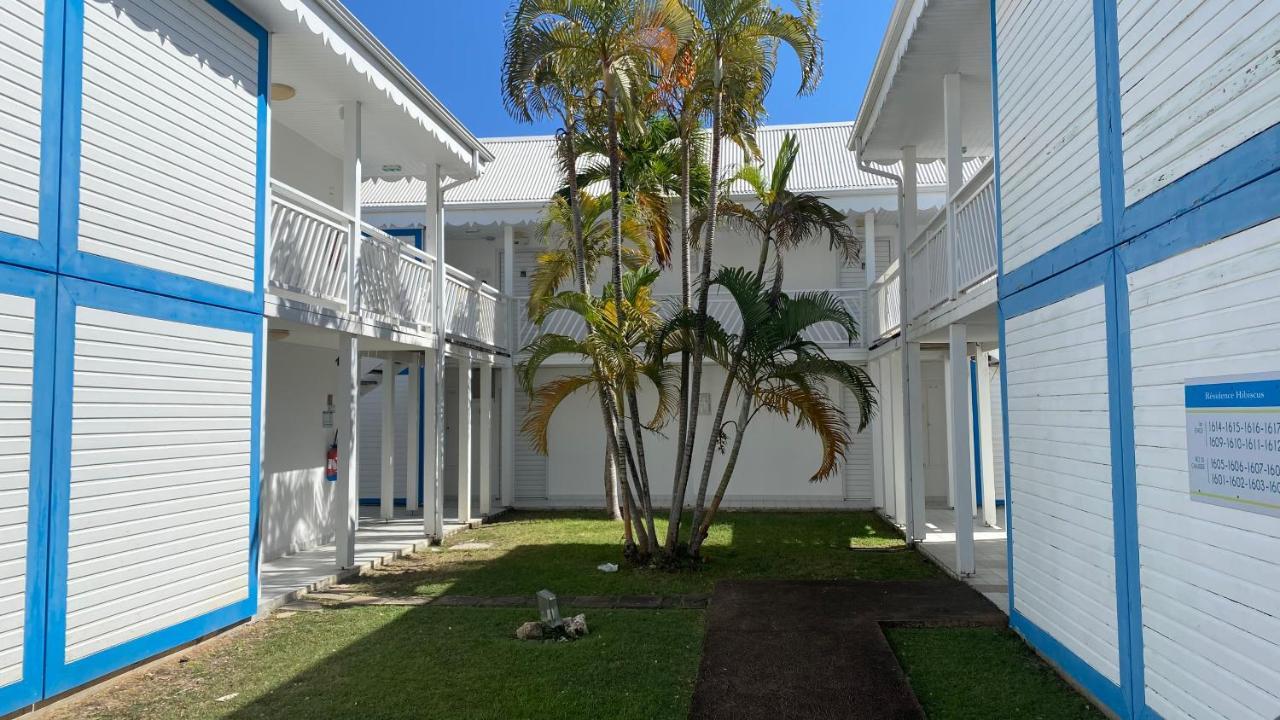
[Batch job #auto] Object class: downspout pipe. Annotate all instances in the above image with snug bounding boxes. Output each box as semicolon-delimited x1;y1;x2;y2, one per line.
854;139;919;547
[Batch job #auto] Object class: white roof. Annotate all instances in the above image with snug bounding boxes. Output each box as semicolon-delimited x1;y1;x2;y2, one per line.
363;121;958;208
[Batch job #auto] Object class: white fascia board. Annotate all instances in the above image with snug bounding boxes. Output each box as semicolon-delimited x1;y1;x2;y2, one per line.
850;0;928;158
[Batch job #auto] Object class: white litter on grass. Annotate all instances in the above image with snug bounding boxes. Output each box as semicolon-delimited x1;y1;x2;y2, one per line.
597;563;618;573
216;693;239;703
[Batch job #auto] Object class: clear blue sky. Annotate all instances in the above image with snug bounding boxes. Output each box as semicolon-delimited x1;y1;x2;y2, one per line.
344;0;895;139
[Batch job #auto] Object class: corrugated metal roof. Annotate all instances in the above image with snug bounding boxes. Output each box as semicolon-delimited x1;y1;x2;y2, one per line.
362;121;956;207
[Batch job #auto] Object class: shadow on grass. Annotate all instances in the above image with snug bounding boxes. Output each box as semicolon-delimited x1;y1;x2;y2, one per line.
351;510;937;598
219;606;702;720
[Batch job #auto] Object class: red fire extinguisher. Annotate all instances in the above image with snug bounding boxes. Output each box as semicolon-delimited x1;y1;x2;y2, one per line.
325;431;339;482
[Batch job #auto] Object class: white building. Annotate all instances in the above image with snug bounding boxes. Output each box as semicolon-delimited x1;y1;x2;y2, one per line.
856;1;1280;719
362;123;977;510
0;0;511;711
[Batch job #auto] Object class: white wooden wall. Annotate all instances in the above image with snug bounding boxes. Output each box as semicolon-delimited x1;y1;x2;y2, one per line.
995;0;1101;272
986;360;1006;503
358;368;409;502
65;308;252;662
0;293;34;687
78;0;258;291
0;0;44;243
1118;0;1280;205
1005;287;1120;684
841;383;873;504
1127;219;1280;720
513;383;547;501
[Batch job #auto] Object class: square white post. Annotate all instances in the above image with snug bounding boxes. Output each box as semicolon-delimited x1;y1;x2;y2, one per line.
457;360;473;523
975;348;999;528
423;348;443;538
380;358;396;521
943;72;963;300
948;324;975;576
406;355;420;513
341;101;362;310
943;350;956;509
869;359;885;510
500;225;516;508
905;340;928;542
334;333;359;568
478;361;493;516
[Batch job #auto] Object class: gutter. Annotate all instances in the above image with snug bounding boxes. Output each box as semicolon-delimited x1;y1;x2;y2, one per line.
854;137;922;548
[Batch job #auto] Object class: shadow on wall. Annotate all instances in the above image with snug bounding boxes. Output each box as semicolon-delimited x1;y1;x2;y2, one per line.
97;0;260;92
259;469;335;562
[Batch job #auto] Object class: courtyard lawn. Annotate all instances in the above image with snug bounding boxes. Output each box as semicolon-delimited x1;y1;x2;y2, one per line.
348;509;937;597
49;607;703;720
887;627;1105;720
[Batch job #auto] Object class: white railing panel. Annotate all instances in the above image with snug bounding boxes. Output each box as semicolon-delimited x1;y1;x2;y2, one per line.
268;181;350;309
358;224;434;330
444;266;504;348
953;162;997;293
872;264;901;339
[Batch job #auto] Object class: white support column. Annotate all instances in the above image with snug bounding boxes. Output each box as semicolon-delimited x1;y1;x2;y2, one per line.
899;145;927;543
334;333;359;568
862;210;877;341
341;101;362;309
948;324;975;576
500;225;516;508
478;361;493;516
905;340;928;542
943;73;963;300
380;358;396;521
423;348;443;538
943;350;956;509
975;347;999;528
406;355;420;513
428;164;447;540
456;360;473;523
869;359;885;510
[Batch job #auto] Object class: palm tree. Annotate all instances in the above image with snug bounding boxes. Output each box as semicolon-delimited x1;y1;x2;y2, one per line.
675;0;822;556
674;267;876;555
528;190;652;315
506;0;693;557
520;268;679;554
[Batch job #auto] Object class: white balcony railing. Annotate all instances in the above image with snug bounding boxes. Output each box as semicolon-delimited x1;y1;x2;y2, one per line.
444;265;505;348
269;180;350;310
358;223;433;329
868;158;997;336
514;288;866;352
952;161;997;294
269;180;511;349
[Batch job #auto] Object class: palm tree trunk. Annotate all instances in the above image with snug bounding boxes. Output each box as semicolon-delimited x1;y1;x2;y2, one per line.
690;397;752;555
682;85;724;531
626;385;659;554
770;247;785;305
603;443;619;520
666;136;694;552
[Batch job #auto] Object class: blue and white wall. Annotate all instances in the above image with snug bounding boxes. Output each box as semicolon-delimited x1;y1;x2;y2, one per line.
0;0;265;710
993;0;1280;718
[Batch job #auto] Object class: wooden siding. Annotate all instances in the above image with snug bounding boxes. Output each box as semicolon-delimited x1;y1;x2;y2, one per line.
995;0;1101;272
513;383;546;501
842;377;873;504
65;307;252;662
358;369;410;502
1005;286;1120;683
0;0;43;243
78;0;258;291
0;294;34;688
1127;220;1280;720
986;360;1005;502
1118;0;1280;205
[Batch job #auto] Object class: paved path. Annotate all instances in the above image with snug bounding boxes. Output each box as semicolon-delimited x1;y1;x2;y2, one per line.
281;591;708;611
690;579;1006;720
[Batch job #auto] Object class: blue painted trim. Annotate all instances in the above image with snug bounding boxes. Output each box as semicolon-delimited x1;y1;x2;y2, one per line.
0;0;64;271
1012;610;1128;717
53;0;269;316
1000;224;1109;300
0;267;57;715
1001;250;1110;320
1120;156;1280;275
43;277;262;697
386;228;424;251
970;358;981;504
359;498;409;507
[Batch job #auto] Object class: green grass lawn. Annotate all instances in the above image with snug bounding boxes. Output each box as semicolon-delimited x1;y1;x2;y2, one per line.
53;607;702;720
887;627;1105;720
348;509;936;597
47;512;1104;720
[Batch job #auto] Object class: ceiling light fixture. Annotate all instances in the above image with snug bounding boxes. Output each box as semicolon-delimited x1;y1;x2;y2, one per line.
270;83;296;102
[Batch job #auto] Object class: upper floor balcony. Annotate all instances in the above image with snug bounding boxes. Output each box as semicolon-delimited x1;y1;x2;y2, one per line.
867;159;996;343
268;180;510;352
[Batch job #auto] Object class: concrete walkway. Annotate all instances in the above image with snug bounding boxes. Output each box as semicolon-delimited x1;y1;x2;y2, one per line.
918;505;1009;613
257;506;478;616
690;580;1006;720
